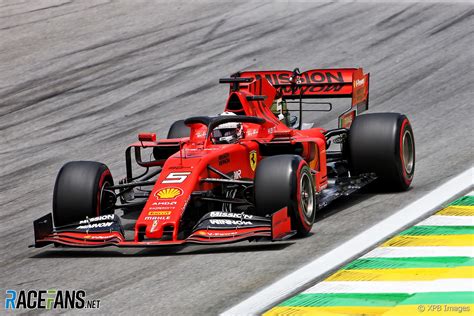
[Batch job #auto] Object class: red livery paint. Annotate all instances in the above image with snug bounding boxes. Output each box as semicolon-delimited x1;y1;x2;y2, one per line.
33;67;414;250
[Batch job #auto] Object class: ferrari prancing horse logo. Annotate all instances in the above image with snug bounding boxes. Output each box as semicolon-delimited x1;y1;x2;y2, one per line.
249;150;257;171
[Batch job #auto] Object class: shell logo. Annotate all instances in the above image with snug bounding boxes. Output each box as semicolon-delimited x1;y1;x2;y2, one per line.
155;187;183;199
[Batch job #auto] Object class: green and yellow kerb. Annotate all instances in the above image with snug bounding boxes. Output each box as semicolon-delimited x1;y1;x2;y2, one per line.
265;194;474;315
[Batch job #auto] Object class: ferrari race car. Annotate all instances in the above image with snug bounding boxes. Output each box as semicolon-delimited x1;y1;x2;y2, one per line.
33;68;415;248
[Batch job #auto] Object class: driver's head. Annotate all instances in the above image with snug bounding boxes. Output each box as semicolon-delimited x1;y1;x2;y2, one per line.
212;112;242;144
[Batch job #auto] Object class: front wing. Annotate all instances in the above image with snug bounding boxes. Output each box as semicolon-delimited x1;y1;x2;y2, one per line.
32;208;294;248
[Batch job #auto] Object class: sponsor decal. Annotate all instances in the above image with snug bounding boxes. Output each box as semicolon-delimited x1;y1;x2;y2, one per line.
246;129;258;137
254;71;344;86
150;220;159;233
233;170;242;180
218;153;230;166
340;110;355;129
273;216;289;227
76;222;113;230
4;289;100;310
279;84;344;95
148;211;171;216
144;216;171;221
196;131;206;138
354;88;366;104
152;201;177;206
79;214;114;224
84;234;117;240
198;231;239;237
249;150;257;171
355;78;365;87
224;170;241;181
149;207;175;210
162;172;191;184
181;151;204;158
209;219;253;225
150;201;178;210
210;212;253;220
168;166;186;170
155;187;183;199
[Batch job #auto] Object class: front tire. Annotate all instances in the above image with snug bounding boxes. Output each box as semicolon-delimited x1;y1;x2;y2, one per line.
254;155;316;236
348;113;415;191
53;161;115;226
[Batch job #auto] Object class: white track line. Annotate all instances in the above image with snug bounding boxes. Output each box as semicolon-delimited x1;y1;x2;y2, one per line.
416;215;474;226
361;246;474;258
303;279;474;294
222;167;473;316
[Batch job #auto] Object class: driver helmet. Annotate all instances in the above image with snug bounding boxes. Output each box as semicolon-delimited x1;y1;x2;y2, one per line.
212;112;242;144
271;90;290;126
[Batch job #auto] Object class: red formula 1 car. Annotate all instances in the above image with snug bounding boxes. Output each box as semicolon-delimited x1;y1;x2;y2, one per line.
33;68;415;248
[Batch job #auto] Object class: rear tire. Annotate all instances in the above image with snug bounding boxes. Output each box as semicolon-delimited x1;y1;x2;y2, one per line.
254;155;316;236
53;161;115;226
167;120;190;139
348;113;415;191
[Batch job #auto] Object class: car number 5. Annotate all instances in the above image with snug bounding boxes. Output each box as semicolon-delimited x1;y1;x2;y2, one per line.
162;172;191;183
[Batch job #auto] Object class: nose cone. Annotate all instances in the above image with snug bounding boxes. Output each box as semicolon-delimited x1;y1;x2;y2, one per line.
135;156;202;242
135;185;186;241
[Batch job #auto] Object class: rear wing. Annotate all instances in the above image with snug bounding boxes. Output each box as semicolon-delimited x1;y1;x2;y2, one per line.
225;68;370;128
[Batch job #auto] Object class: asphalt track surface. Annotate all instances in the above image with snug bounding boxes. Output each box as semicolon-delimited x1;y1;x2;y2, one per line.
0;1;473;314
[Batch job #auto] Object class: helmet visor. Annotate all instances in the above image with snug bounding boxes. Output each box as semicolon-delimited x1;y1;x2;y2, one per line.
212;128;237;138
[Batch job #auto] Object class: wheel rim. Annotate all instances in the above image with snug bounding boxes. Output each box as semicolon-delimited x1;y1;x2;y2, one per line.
299;172;314;220
100;180;115;213
402;130;414;175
